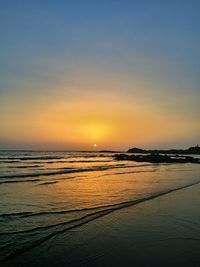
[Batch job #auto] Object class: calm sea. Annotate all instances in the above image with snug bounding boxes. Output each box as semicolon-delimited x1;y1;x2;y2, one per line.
0;150;200;263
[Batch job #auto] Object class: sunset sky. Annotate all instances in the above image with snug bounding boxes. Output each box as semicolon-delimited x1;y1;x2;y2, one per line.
0;0;199;150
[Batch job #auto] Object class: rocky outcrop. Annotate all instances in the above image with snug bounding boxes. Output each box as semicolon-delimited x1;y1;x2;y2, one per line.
127;145;200;155
114;153;200;164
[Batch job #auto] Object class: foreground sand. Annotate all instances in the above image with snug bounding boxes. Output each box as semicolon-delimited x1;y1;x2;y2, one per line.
3;184;200;267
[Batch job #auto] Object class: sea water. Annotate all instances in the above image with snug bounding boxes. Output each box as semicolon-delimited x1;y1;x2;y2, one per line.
0;151;200;264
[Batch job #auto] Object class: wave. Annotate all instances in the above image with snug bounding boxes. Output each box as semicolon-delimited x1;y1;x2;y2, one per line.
0;164;137;180
0;198;147;219
64;160;112;163
0;180;200;264
0;178;43;184
0;154;111;162
0;174;83;185
1;156;64;161
25;160;67;164
34;169;157;186
0;160;21;163
99;167;156;177
37;181;58;186
7;165;43;169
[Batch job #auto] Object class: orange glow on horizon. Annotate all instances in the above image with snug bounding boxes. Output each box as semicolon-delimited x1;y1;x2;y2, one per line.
1;88;199;150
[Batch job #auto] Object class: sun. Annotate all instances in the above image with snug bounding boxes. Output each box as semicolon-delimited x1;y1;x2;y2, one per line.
93;144;97;147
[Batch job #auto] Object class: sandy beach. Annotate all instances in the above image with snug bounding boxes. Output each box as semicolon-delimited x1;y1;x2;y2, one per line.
2;181;200;267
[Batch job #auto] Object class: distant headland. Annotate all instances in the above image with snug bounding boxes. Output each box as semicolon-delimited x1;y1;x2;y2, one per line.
114;145;200;164
114;153;200;164
127;145;200;155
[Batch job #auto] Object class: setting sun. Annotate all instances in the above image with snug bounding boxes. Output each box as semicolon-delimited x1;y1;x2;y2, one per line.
0;1;199;266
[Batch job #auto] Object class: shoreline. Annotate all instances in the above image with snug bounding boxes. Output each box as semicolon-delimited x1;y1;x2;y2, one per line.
2;182;200;267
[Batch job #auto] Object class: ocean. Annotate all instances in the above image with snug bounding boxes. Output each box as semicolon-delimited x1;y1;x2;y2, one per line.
0;150;200;265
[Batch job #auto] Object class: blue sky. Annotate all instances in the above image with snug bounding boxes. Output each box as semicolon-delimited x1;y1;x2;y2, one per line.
0;0;199;149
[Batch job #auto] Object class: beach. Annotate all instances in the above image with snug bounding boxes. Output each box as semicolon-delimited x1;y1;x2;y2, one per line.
2;181;200;267
0;151;200;266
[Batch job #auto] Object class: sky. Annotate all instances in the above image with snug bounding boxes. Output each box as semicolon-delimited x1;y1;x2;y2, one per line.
0;0;200;150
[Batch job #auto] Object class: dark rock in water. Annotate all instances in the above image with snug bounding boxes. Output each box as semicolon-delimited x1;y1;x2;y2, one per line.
127;147;146;153
114;153;200;164
127;145;200;155
99;150;120;153
187;145;200;154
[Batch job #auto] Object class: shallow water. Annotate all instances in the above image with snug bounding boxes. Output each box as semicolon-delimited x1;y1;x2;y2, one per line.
0;151;200;264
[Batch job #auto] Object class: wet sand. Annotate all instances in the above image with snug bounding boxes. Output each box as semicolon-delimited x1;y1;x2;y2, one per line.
2;183;200;267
